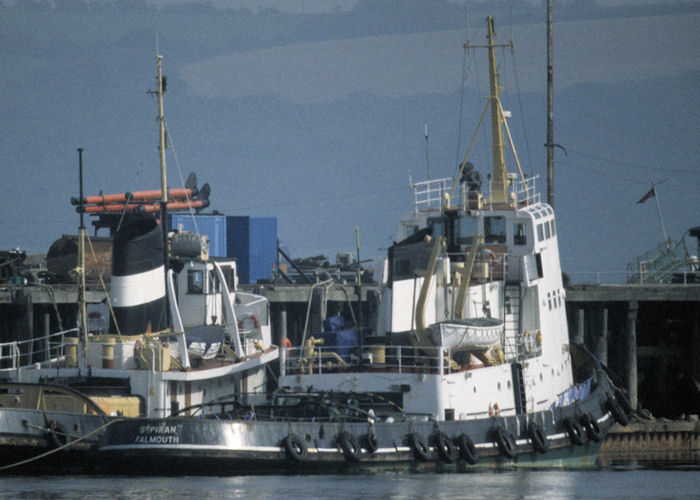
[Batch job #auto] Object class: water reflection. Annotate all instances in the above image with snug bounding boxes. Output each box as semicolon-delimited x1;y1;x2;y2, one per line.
1;468;698;499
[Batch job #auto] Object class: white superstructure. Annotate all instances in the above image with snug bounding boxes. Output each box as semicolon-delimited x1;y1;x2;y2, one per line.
278;16;576;424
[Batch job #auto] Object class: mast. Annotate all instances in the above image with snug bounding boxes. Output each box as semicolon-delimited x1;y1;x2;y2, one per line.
546;0;554;207
156;54;171;324
486;16;511;206
77;148;88;355
450;16;515;209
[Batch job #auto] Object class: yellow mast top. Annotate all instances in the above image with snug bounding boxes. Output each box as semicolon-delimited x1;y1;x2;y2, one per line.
448;16;520;209
486;16;510;205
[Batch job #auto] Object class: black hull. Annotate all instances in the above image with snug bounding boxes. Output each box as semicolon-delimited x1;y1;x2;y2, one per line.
0;407;110;475
98;367;627;475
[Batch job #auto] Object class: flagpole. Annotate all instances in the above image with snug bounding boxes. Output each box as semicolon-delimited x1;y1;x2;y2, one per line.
651;181;669;245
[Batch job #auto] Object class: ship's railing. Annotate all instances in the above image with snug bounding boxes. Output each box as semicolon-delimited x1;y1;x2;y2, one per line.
513;175;540;207
567;269;699;285
281;343;461;376
0;328;78;371
235;293;269;340
411;175;541;214
412;177;458;213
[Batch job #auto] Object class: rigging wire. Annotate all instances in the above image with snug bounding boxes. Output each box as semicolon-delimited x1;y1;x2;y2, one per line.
455;4;470;170
565;148;700;176
509;43;534;176
163;119;201;236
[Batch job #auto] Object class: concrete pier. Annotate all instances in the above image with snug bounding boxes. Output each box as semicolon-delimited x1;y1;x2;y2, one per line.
598;418;700;466
566;284;700;419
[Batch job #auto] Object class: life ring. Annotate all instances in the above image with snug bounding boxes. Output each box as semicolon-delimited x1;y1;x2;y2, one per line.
283;433;308;462
488;402;500;417
364;430;379;454
607;394;630;426
564;417;586;446
133;339;141;356
337;431;361;462
45;419;68;449
528;422;549;454
434;431;456;463
580;413;604;443
409;432;431;462
239;314;261;330
281;338;292;350
456;433;478;465
495;426;517;459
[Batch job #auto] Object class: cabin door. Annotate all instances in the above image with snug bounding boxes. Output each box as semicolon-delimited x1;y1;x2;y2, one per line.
511;363;527;414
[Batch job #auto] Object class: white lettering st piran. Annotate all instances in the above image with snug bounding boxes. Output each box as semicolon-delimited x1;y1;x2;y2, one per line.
133;423;182;444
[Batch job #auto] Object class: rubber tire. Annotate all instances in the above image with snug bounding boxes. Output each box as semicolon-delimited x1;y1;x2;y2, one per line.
284;434;308;462
338;431;361;462
409;432;431;462
495;427;517;459
434;431;456;463
528;422;549;454
581;414;604;443
456;433;478;465
564;417;586;446
365;431;379;454
607;395;630;426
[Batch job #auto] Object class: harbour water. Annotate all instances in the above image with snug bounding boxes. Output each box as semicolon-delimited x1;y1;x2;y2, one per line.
1;467;698;499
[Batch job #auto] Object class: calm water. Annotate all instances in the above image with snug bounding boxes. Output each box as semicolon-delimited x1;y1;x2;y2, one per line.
1;467;698;500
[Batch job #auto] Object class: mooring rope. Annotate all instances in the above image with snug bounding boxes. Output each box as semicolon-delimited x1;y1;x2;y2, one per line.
0;418;122;472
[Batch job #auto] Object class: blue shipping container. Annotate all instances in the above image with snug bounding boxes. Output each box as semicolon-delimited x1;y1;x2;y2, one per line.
169;214;227;257
226;216;277;284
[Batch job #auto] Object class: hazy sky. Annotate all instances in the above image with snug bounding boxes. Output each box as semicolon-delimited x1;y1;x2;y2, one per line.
1;0;698;281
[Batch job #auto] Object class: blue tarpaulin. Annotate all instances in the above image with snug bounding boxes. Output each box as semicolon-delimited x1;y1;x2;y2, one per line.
317;328;359;362
323;315;346;332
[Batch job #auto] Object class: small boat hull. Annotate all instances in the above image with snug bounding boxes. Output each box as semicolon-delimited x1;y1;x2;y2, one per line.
428;318;503;351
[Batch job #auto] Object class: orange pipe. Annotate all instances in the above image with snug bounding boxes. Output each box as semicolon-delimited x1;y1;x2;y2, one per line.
138;200;207;213
79;188;195;205
82;203;143;213
79;199;206;214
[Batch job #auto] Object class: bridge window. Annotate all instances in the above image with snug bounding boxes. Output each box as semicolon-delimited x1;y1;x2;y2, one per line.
219;265;236;290
187;270;204;294
514;223;527;245
537;223;545;242
485;216;506;244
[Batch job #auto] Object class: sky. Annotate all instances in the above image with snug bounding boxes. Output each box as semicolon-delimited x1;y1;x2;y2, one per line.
1;0;698;283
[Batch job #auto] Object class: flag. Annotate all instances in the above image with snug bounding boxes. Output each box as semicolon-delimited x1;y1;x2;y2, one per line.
637;187;656;204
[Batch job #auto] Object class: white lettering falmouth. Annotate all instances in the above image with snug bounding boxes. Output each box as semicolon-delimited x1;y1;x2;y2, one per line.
133;423;182;444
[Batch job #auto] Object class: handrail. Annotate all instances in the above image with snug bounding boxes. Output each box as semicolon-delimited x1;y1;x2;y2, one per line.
282;343;460;377
0;328;79;371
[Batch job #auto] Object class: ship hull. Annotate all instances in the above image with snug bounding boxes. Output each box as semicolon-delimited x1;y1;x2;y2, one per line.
97;366;623;475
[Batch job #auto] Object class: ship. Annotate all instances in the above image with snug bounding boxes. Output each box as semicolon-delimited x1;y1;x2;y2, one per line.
0;55;278;474
97;17;630;474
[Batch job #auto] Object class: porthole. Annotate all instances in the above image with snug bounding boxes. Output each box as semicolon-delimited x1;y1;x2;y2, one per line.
497;382;502;391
